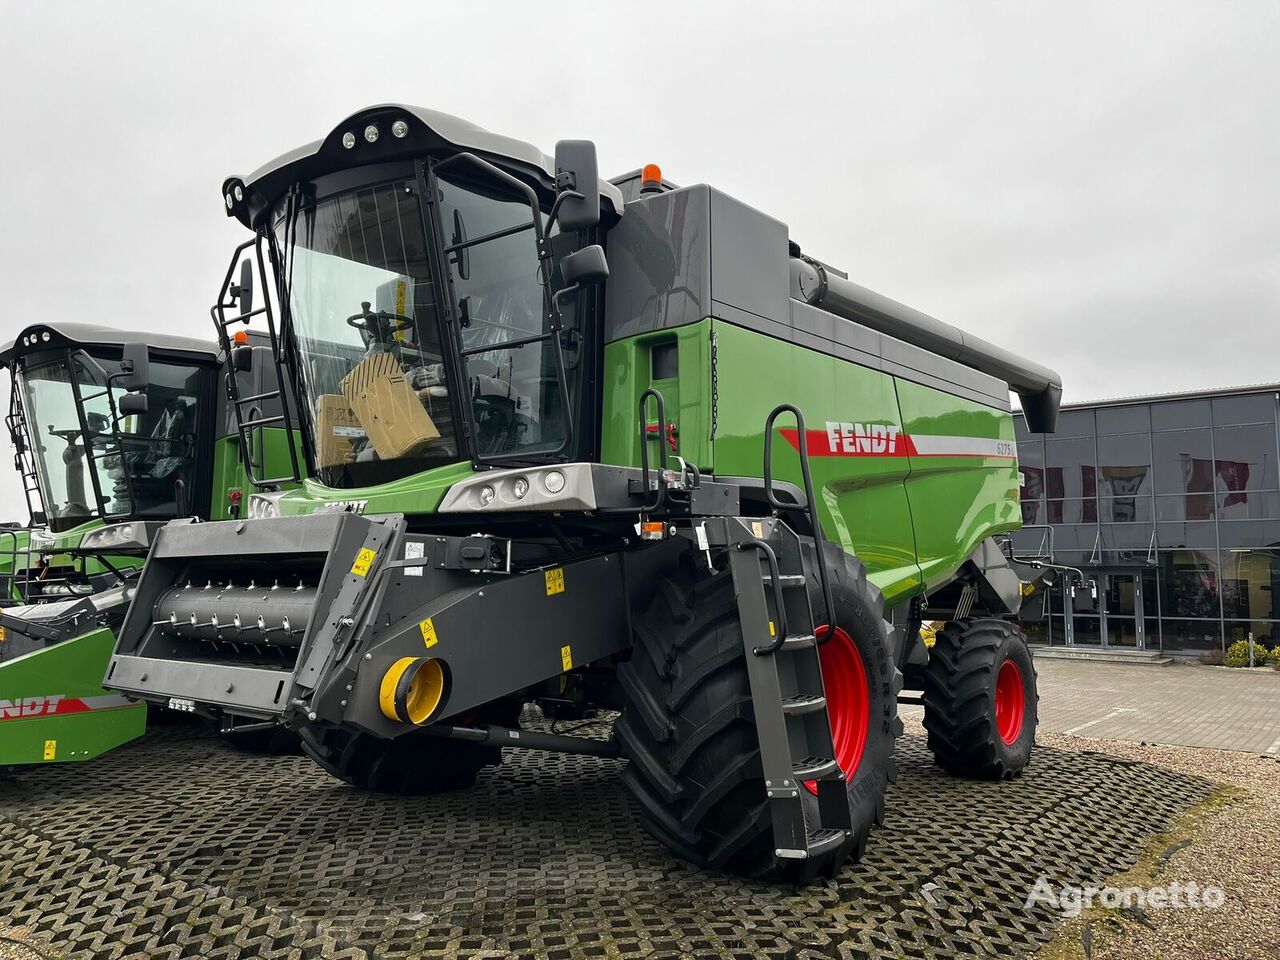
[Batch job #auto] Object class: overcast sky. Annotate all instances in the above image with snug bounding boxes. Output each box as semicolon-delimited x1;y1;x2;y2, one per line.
1;1;1277;523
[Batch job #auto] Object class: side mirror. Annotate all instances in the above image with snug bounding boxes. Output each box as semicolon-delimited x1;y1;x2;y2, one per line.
553;140;600;231
232;345;253;372
119;393;149;415
560;244;609;287
232;259;254;318
119;342;150;393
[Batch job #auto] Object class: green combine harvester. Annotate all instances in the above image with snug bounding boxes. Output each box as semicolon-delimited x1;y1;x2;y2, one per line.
106;105;1062;879
0;323;297;767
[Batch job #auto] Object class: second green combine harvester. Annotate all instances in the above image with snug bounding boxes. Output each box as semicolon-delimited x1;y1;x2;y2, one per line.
107;105;1061;879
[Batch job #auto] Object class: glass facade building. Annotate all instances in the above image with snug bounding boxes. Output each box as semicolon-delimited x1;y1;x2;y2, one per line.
1013;385;1280;655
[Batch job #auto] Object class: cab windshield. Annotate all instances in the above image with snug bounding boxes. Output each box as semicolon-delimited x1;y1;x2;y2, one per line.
278;170;573;487
17;351;206;531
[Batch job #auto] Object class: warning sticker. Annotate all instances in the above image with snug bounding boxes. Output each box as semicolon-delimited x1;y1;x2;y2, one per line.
560;644;573;671
351;547;377;577
545;567;565;596
0;624;6;643
404;540;425;578
419;617;438;648
43;740;56;761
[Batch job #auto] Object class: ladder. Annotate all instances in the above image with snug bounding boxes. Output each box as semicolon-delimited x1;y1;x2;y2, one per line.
702;404;851;863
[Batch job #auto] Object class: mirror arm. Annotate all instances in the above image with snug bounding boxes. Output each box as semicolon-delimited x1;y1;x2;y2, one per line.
544;189;586;236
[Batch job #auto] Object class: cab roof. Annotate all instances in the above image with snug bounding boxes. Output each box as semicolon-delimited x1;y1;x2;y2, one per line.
0;321;218;366
222;104;626;229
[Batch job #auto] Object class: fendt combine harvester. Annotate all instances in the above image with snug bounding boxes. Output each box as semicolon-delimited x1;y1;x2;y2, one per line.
1;323;296;766
107;105;1061;879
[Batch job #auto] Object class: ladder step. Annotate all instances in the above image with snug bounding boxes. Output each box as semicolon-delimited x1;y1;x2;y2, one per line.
792;756;839;780
780;694;827;716
780;634;816;651
767;574;807;588
806;827;848;857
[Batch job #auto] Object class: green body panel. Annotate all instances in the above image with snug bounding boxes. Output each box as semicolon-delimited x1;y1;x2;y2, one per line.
601;319;1021;609
271;460;476;517
601;321;716;473
0;527;31;601
0;627;146;766
208;428;301;520
895;379;1021;591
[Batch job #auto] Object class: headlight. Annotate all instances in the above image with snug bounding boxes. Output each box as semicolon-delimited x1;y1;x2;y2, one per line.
391;119;409;139
478;485;496;506
342;131;356;149
543;470;566;495
511;477;529;500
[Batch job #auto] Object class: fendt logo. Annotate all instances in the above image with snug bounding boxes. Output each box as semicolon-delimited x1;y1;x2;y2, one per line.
825;421;901;455
0;695;65;719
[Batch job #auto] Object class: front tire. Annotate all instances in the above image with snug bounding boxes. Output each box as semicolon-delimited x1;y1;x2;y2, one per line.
920;618;1037;779
615;544;899;880
299;700;520;795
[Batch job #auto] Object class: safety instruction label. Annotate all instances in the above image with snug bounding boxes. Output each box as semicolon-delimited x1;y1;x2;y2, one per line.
351;547;377;577
43;740;56;761
419;617;438;648
404;540;425;577
545;567;565;596
560;644;573;671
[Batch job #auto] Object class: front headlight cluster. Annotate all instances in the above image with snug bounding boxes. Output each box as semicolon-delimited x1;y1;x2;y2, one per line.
80;522;148;552
440;465;592;514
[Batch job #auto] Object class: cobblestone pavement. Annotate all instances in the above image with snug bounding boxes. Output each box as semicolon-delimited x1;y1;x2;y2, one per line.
0;719;1214;960
1032;659;1278;753
901;659;1280;753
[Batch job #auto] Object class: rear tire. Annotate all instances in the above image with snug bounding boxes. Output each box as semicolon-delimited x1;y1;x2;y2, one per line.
299;700;520;795
615;544;899;880
920;618;1037;779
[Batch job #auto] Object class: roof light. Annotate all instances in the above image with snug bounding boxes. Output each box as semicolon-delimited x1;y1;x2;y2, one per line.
225;193;234;209
640;163;664;196
41;332;50;342
233;330;249;345
342;131;356;149
233;184;243;202
391;119;409;139
364;124;379;143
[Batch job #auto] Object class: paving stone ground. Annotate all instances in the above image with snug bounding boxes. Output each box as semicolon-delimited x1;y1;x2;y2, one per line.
0;717;1215;960
1020;659;1278;753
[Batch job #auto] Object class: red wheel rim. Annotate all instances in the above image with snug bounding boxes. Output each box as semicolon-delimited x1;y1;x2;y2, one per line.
804;625;870;796
995;658;1025;745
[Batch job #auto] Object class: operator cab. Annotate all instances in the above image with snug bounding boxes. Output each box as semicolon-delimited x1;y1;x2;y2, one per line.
217;105;618;490
2;323;218;533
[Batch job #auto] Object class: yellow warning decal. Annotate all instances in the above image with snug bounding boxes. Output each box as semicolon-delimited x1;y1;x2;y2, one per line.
0;624;6;642
561;644;573;671
43;740;56;761
1020;581;1036;597
419;617;438;648
351;547;377;577
768;621;776;637
545;567;565;596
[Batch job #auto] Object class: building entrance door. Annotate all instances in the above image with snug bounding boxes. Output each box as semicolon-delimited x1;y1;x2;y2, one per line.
1102;573;1145;649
